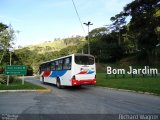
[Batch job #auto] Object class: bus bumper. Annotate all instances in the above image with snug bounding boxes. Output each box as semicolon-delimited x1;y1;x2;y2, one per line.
71;79;96;86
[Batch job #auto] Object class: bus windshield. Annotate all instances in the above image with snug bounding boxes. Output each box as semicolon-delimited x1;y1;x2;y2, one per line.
75;55;94;65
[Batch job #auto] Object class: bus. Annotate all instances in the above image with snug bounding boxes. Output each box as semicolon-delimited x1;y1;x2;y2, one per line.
39;54;96;88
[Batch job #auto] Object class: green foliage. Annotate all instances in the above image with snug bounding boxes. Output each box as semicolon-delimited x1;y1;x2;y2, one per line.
0;74;16;84
26;66;33;76
0;74;6;84
27;36;85;53
0;24;15;64
110;0;160;64
87;27;125;63
0;23;8;32
0;66;4;74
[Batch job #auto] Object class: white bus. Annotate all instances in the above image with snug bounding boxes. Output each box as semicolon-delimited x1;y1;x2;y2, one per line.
39;54;96;88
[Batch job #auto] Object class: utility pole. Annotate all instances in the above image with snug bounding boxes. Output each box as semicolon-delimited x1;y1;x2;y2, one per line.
7;47;13;86
83;21;93;54
10;50;12;66
7;49;12;86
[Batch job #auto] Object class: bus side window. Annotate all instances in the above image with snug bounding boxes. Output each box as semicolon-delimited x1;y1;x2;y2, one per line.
58;59;63;70
46;63;51;71
63;57;71;70
41;64;46;71
51;61;56;70
55;61;58;70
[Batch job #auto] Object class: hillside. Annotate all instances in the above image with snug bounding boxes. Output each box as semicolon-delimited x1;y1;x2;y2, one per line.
20;36;86;53
96;54;160;73
13;36;87;74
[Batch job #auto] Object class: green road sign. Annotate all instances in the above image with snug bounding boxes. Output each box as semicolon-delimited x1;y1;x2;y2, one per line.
5;65;27;75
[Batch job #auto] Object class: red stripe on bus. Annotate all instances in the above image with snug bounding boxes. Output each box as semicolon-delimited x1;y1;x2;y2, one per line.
43;71;51;77
78;71;87;74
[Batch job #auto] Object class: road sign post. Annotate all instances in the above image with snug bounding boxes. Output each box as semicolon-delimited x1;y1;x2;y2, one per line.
7;75;9;86
5;65;27;85
22;75;24;85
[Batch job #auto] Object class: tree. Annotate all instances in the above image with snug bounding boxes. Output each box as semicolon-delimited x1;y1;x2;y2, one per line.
89;27;109;38
86;27;124;62
110;0;160;64
0;23;15;64
0;23;8;32
111;13;127;45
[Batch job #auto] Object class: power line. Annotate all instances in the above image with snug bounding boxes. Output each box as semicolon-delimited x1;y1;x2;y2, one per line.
71;0;86;36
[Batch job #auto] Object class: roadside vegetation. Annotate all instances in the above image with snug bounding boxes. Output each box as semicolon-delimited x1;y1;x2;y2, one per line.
96;73;160;95
0;75;46;90
96;63;160;95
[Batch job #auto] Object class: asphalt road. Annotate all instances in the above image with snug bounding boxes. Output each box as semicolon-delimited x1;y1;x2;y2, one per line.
0;76;160;120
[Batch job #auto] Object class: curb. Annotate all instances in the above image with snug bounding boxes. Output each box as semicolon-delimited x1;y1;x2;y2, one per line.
0;88;51;93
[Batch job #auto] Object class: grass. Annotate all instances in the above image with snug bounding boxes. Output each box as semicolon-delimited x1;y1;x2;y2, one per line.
96;73;160;95
0;79;46;90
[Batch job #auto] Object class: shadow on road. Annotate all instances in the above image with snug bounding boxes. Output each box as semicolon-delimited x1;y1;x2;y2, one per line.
43;82;94;91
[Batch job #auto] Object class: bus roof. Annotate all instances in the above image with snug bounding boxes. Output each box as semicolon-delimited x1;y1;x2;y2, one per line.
40;53;94;65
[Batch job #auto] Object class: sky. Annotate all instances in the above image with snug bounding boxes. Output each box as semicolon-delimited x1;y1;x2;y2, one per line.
0;0;133;47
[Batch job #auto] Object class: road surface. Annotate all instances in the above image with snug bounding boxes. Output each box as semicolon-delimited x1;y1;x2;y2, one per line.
0;76;160;120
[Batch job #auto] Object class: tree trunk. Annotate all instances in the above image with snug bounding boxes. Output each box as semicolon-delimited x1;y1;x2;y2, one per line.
0;51;5;64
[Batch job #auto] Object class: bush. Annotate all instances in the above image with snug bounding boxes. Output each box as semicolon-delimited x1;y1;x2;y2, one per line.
0;66;4;74
136;49;147;62
9;76;15;83
0;74;7;84
0;74;16;84
27;66;33;76
98;44;125;63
